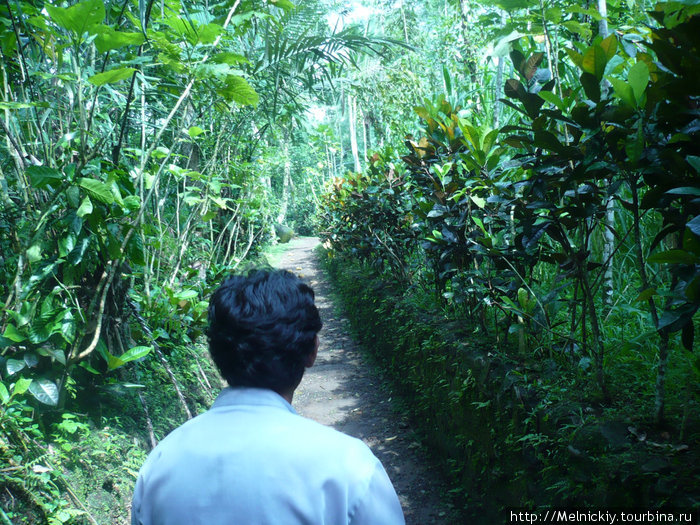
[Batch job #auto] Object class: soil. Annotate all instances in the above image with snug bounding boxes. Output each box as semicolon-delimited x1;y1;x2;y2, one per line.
274;237;458;525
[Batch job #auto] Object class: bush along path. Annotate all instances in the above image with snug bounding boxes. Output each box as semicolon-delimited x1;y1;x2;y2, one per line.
272;237;458;524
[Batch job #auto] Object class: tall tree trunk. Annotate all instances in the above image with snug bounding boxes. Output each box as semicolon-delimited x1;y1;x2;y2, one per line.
598;0;609;37
597;0;615;306
276;132;292;225
348;95;361;173
493;11;506;128
361;108;368;163
400;0;409;44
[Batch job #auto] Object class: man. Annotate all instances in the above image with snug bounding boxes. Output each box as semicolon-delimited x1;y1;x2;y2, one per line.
131;269;405;525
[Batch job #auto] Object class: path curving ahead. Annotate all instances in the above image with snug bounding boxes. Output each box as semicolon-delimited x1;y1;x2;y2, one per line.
274;237;457;525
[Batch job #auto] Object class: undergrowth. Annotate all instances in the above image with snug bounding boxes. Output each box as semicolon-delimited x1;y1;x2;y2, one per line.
322;251;700;522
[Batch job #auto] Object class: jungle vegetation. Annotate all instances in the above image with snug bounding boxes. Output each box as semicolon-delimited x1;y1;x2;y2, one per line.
0;0;698;522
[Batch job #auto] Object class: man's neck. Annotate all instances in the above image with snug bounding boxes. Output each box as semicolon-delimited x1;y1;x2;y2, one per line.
281;391;293;404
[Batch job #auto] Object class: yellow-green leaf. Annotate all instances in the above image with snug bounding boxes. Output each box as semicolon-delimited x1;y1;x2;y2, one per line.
582;44;607;80
77;196;93;217
88;67;136;86
217;75;259;106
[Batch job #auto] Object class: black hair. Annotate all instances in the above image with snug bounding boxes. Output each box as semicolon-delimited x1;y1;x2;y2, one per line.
207;269;322;394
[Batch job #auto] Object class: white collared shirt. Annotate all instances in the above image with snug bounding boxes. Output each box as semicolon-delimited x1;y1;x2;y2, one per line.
131;387;405;525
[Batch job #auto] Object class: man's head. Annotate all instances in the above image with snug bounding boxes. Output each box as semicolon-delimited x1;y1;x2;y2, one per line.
207;269;322;396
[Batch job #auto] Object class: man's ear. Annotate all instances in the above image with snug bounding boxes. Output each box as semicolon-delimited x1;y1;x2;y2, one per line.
305;336;319;368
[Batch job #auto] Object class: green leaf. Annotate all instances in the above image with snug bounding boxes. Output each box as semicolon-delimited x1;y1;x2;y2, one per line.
648;249;699;265
565;48;584;69
197;23;224;44
174;290;198;301
28;379;59;406
44;347;67;365
469;195;486;209
0;383;9;404
626;118;644;165
120;345;152;364
563;20;592;40
688;215;700;237
269;0;295;10
58;233;76;257
687;155;700;173
94;25;145;53
666;187;700;197
634;288;657;302
472;216;487;234
217;75;259;106
123;195;141;211
188;126;205;138
67;237;90;265
538;91;566;111
78;178;114;204
580;72;600;102
27;166;63;189
628;61;649;106
46;0;105;37
211;52;249;65
609;77;636;107
201;210;217;222
26;245;42;263
12;377;32;397
582;44;608;80
6;359;26;375
88;67;136;86
106;345;152;371
3;324;26;343
75;196;93;217
517;288;529;310
79;361;101;375
599;34;618;61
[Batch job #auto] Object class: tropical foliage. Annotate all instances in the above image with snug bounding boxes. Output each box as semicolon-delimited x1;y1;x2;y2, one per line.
0;0;698;520
318;0;699;515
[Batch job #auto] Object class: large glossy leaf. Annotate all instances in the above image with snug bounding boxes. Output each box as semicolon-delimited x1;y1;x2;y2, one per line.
28;379;59;406
46;0;105;37
3;324;25;343
27;166;62;189
6;359;26;375
78;178;114;204
106;345;152;370
582;44;608;80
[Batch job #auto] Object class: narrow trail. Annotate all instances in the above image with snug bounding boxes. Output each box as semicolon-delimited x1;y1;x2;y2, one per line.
273;237;457;525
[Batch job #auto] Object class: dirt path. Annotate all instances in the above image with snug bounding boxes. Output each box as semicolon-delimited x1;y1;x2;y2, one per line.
274;237;457;525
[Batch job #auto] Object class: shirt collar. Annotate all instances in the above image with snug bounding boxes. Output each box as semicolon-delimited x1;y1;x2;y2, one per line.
211;387;297;415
